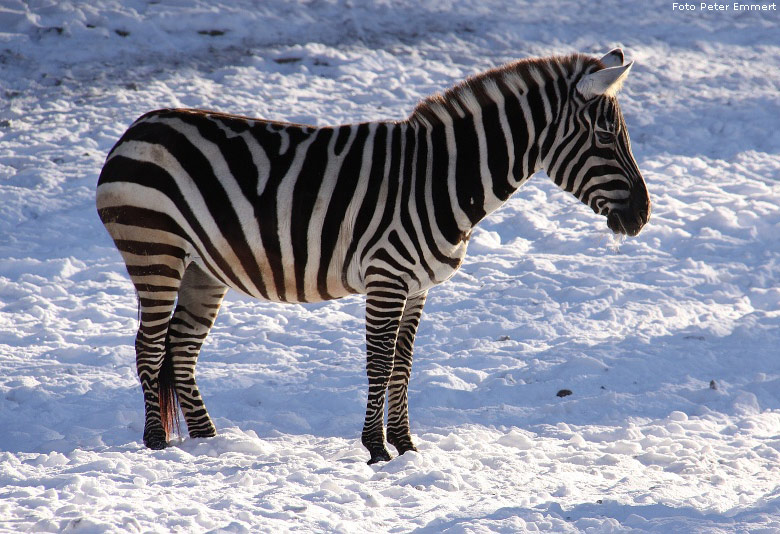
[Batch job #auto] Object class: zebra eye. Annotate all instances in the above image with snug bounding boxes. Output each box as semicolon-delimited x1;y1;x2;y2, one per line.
596;130;615;144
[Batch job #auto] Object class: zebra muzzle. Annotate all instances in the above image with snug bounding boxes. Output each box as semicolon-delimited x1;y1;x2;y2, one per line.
607;185;651;237
607;208;647;237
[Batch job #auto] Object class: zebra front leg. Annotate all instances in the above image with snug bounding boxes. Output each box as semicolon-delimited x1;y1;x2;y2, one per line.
362;288;407;464
386;290;427;456
167;262;228;439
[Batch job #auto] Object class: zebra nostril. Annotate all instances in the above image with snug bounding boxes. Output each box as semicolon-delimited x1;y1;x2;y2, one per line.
630;191;650;225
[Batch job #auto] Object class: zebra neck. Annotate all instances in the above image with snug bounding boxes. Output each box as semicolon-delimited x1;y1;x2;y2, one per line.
411;73;559;245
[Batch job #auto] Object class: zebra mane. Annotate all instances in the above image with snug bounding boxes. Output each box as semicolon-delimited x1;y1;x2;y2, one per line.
409;53;602;126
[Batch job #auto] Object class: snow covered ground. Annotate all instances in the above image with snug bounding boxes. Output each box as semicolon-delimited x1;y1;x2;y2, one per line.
1;0;779;532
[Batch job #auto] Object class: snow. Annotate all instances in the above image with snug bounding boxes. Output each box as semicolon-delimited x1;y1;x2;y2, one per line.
1;0;779;532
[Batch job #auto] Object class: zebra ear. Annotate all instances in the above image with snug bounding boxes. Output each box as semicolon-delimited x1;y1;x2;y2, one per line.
576;61;633;99
599;48;624;68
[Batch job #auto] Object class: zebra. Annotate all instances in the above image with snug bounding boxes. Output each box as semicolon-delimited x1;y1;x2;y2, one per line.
96;49;650;465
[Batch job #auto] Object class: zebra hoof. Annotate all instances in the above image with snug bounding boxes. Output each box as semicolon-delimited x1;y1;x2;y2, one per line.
367;448;392;465
144;437;168;450
388;435;417;455
143;429;169;450
395;443;418;456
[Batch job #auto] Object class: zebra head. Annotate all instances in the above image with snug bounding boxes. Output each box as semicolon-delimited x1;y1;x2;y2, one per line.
549;49;650;236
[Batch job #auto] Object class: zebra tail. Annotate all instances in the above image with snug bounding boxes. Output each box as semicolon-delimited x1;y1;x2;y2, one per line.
158;335;181;441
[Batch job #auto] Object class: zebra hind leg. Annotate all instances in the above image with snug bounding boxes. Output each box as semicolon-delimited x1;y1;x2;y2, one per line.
122;245;187;450
386;290;427;456
166;262;228;439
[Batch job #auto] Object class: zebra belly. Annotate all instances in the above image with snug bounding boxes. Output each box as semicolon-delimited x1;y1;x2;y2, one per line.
233;267;358;304
190;236;361;304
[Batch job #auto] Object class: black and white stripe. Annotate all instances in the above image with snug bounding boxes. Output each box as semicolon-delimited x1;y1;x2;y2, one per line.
97;49;650;464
